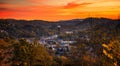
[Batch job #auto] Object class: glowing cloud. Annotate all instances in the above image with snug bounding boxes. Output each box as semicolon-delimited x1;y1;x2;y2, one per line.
0;0;120;21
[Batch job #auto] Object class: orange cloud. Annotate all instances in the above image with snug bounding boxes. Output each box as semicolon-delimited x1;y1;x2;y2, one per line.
63;2;91;9
64;2;80;9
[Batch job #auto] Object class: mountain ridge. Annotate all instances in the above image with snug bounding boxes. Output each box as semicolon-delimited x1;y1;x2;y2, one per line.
0;18;120;38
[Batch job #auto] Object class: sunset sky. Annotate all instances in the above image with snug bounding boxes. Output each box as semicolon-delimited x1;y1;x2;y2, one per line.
0;0;120;21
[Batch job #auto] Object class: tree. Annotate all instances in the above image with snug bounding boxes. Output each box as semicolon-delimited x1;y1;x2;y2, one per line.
31;39;53;66
11;39;32;66
102;40;120;66
11;39;53;66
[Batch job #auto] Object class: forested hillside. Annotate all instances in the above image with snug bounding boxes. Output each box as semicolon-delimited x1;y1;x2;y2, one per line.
0;18;120;66
0;18;119;38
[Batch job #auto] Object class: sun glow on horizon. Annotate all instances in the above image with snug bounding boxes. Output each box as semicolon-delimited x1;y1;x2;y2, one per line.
0;0;120;21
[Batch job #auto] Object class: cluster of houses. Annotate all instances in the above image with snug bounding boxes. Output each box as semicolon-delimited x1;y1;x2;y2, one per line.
26;34;76;55
25;25;90;55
